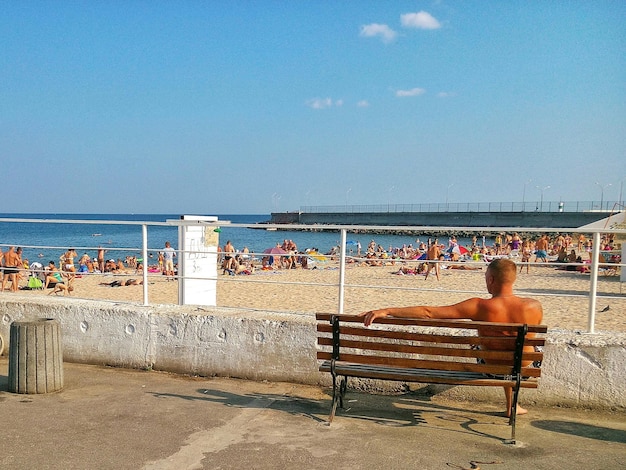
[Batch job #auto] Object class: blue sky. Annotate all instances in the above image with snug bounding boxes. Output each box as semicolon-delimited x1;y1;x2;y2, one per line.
2;1;625;214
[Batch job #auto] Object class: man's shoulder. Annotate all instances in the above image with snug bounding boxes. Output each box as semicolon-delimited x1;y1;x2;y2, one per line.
478;295;542;323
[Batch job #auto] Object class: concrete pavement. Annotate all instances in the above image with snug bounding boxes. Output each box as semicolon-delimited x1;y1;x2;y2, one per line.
1;358;625;470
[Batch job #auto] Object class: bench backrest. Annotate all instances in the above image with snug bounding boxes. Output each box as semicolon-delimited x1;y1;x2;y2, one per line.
316;313;547;379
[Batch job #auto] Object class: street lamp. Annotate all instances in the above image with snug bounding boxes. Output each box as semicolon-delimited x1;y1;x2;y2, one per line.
345;188;352;208
271;193;281;212
522;179;532;211
595;182;612;210
536;185;550;211
387;185;395;209
446;183;454;211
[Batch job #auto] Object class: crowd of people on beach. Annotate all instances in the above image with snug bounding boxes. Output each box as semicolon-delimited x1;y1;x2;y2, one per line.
0;232;620;294
0;243;168;296
213;232;621;280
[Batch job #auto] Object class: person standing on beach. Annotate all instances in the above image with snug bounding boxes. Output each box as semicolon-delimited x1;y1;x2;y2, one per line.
2;246;22;292
61;248;78;286
97;247;106;273
223;240;236;272
163;241;176;279
424;240;441;281
360;258;543;417
0;247;4;290
535;234;549;264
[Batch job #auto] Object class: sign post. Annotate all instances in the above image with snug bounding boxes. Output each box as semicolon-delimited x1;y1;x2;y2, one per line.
175;215;220;306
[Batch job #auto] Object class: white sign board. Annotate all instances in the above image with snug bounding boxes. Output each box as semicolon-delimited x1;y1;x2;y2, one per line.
622;244;625;284
176;215;219;306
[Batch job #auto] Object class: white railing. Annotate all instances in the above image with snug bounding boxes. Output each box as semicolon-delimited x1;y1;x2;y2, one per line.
0;217;624;334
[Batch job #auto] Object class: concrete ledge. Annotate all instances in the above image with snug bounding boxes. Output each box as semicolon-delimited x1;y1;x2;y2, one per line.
1;296;624;410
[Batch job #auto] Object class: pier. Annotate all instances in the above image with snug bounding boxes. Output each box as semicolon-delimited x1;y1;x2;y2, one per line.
271;200;624;229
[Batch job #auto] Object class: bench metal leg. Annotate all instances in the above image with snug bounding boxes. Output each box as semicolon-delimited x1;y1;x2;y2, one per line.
329;373;339;423
328;375;348;424
339;376;347;409
504;385;521;444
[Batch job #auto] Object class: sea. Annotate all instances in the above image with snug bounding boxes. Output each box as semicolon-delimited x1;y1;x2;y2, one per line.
0;213;491;264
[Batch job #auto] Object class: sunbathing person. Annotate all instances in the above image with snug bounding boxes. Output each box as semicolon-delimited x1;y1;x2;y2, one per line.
438;254;483;270
49;282;73;296
360;258;543;417
44;261;65;289
99;279;143;287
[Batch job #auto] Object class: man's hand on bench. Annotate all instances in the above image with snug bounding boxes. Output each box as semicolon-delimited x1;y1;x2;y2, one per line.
359;309;388;326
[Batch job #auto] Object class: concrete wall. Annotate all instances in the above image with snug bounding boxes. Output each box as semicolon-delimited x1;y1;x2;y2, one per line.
1;296;624;410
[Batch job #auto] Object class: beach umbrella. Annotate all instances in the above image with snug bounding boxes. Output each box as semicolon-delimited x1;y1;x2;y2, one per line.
448;245;469;255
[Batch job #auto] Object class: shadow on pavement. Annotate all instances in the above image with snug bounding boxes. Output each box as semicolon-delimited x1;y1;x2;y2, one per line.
151;386;512;443
532;419;626;443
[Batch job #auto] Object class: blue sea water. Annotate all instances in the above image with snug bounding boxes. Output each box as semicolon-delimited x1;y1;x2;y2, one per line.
0;213;489;265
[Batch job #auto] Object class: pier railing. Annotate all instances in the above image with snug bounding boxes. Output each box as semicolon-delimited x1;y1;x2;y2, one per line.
301;200;621;214
0;216;624;334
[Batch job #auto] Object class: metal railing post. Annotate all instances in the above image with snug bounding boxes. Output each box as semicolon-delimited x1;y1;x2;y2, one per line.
338;228;347;314
587;231;601;333
142;224;149;306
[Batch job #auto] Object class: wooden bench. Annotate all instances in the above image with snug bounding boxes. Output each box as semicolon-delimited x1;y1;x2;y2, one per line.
316;313;547;443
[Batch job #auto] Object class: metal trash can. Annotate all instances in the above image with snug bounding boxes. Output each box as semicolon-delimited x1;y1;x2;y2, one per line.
8;318;64;394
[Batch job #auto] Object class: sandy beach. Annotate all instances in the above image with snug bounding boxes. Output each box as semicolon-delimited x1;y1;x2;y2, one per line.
6;260;625;333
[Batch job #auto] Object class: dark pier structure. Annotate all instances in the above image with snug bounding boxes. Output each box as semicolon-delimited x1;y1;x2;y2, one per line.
270;201;622;229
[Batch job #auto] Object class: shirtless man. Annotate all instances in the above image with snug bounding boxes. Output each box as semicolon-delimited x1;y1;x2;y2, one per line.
360;258;543;417
535;234;549;264
424;240;441;281
223;240;236;272
97;247;106;273
2;246;22;292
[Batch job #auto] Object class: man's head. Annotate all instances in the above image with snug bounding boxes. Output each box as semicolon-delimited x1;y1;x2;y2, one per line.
485;258;517;292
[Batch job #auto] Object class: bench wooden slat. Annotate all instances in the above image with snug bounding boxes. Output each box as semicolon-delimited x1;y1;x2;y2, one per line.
317;351;521;375
319;361;540;388
315;313;548;334
317;324;539;348
317;338;543;363
318;336;518;361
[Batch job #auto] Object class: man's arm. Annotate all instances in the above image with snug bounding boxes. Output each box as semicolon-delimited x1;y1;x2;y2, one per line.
360;298;482;326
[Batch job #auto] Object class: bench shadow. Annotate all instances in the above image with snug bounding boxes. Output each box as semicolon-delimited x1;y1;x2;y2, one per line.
532;420;626;444
150;386;510;443
151;388;329;424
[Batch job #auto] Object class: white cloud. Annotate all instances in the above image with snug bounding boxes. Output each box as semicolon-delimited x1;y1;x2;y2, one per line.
396;88;426;97
359;23;398;43
357;100;370;107
437;91;456;98
306;97;344;109
401;11;441;30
